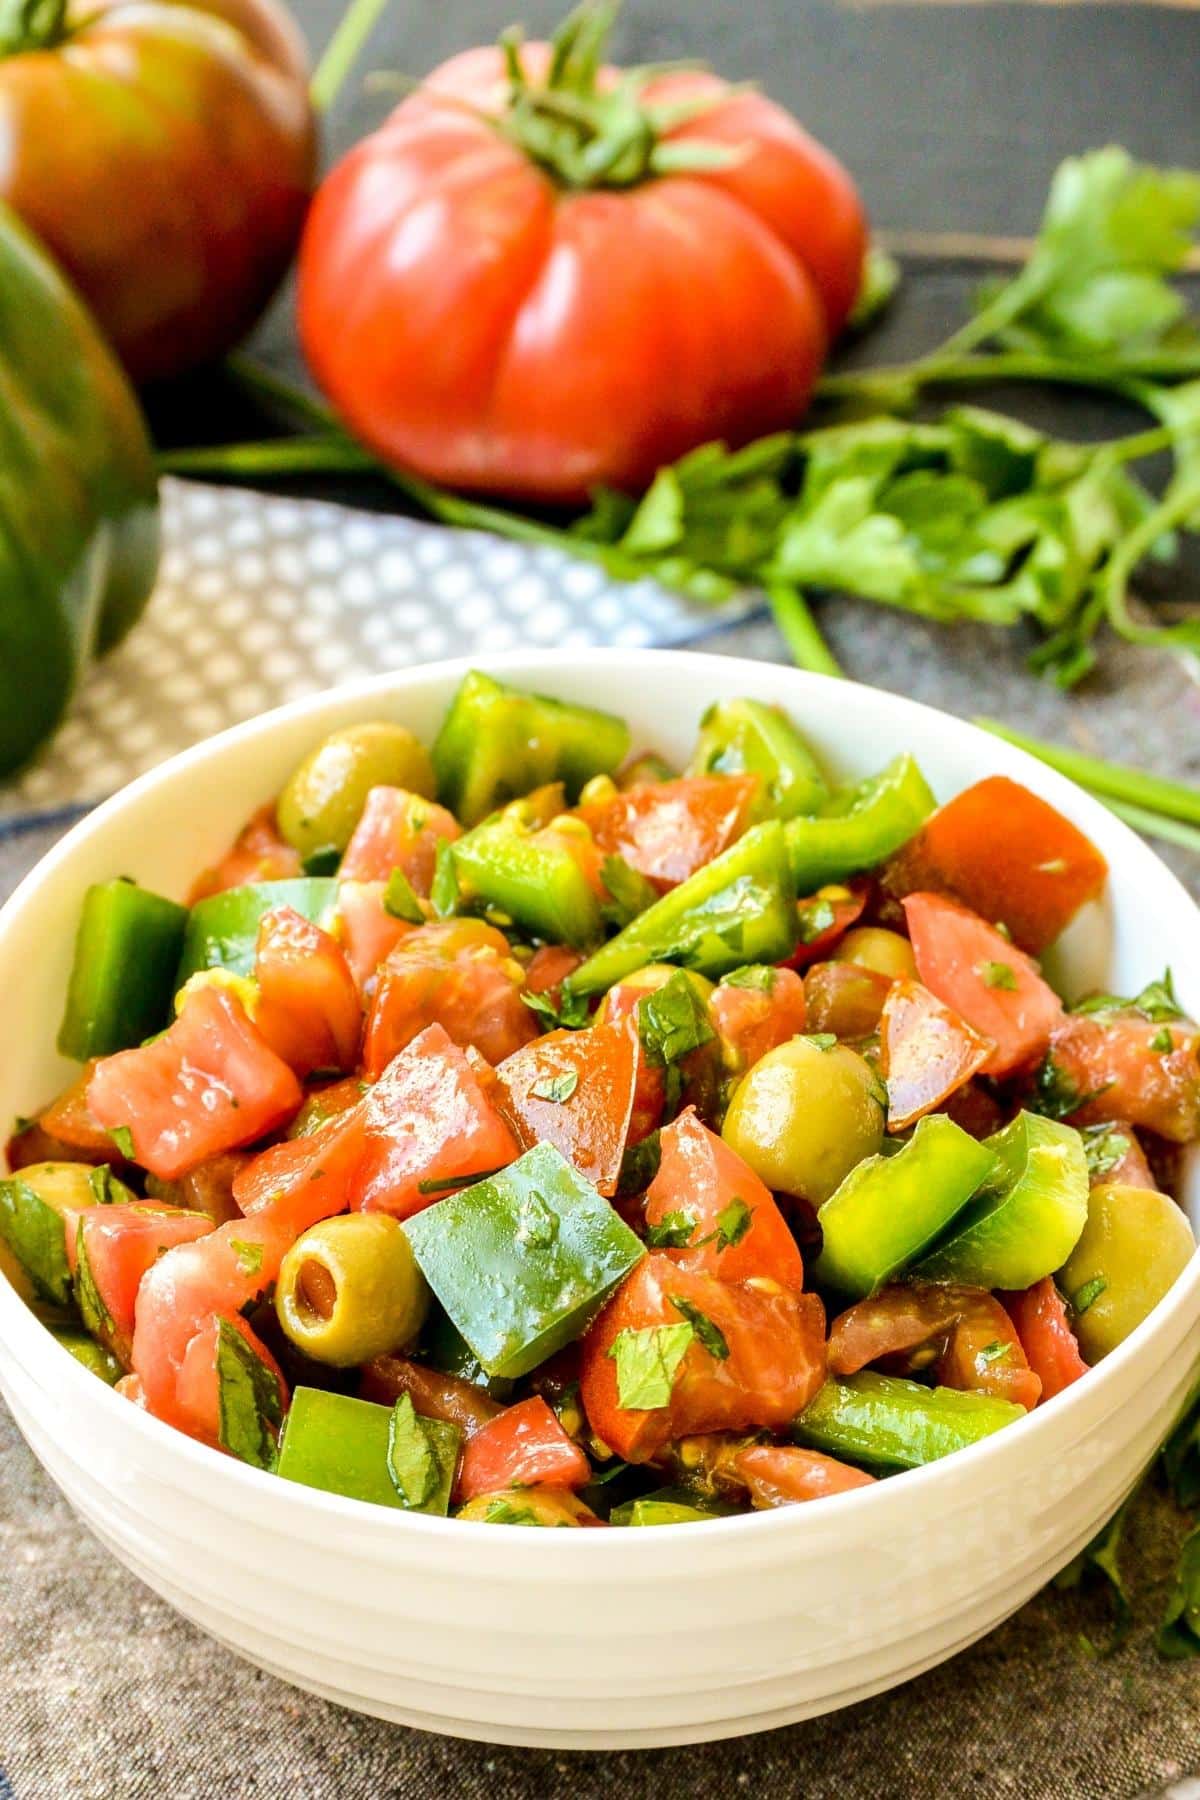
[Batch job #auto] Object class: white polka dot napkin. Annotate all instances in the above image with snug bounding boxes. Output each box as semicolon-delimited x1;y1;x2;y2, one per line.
1;479;753;817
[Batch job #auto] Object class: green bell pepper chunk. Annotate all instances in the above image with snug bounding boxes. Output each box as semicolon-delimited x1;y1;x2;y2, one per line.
50;1325;122;1384
58;879;188;1060
403;1143;645;1379
276;1387;460;1514
566;821;797;997
795;1372;1024;1469
452;820;603;948
433;671;631;827
610;1486;736;1526
688;697;829;820
421;1309;515;1401
916;1112;1089;1290
0;1163;116;1307
175;878;337;987
0;203;158;774
784;754;936;890
814;1114;997;1298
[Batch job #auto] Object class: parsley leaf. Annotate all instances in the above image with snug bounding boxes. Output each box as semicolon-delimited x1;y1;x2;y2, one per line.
1162;1380;1200;1512
978;960;1018;991
795;898;837;944
1032;1052;1112;1121
636;970;715;1068
720;964;778;992
1079;1122;1132;1182
600;855;657;928
616;1130;662;1198
644;1209;698;1250
668;1295;730;1360
521;986;591;1031
383;867;426;924
74;1230;115;1342
1072;1275;1108;1316
1157;1525;1200;1659
386;1393;438;1508
229;1238;264;1278
977;1340;1013;1366
712;1196;753;1252
1151;1026;1175;1054
1074;968;1184;1023
1054;1496;1134;1658
529;1069;579;1104
215;1319;282;1471
483;1499;545;1526
802;1033;838;1052
109;1125;136;1161
430;839;460;918
607;1321;693;1410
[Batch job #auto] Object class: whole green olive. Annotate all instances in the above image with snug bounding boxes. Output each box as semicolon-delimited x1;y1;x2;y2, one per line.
275;1213;430;1366
722;1036;885;1205
1060;1182;1195;1362
276;721;435;859
833;927;917;981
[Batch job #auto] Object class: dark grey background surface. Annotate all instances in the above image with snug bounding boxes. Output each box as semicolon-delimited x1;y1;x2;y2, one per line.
4;2;1200;1796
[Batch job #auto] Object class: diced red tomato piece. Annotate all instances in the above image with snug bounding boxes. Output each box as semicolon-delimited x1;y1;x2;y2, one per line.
903;892;1063;1078
579;1254;826;1462
883;776;1108;955
1042;1012;1200;1143
939;1079;1007;1141
496;1017;639;1197
133;1203;331;1432
783;883;869;968
880;979;995;1132
710;967;808;1076
233;1103;367;1221
149;1150;249;1225
360;1355;504;1437
188;803;301;905
524;943;584;1001
735;1443;875;1506
88;987;303;1181
362;918;538;1079
355;1023;520;1218
334;880;417;996
173;1311;288;1450
999;1278;1089;1399
578;774;759;892
455;1396;590;1504
252;905;362;1077
74;1202;214;1367
803;961;891;1038
35;1061;125;1158
286;1076;367;1141
828;1282;1041;1410
339;786;461;892
644;1109;804;1288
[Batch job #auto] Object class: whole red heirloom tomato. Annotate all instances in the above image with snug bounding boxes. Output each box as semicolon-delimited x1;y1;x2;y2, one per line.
0;0;316;382
298;7;866;504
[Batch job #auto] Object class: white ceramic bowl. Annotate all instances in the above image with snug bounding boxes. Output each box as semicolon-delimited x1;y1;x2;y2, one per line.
0;650;1196;1750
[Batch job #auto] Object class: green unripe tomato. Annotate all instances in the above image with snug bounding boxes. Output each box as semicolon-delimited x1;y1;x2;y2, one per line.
276;1213;430;1367
1060;1182;1195;1362
832;927;917;981
276;721;435;859
722;1035;885;1205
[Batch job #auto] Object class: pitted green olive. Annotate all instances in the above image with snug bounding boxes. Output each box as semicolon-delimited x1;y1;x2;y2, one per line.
277;722;435;859
722;1036;885;1205
833;927;917;981
275;1213;430;1366
1060;1182;1195;1362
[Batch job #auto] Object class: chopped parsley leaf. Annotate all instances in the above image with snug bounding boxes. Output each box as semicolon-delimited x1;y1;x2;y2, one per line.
521;986;591;1031
484;1499;545;1526
429;838;460;918
636;970;715;1069
529;1069;579;1104
386;1393;438;1508
600;856;657;928
644;1209;699;1250
712;1196;753;1251
1072;1275;1108;1316
109;1125;136;1160
795;898;837;944
383;868;425;924
229;1239;264;1278
977;1340;1013;1365
978;960;1018;991
1151;1026;1175;1054
608;1321;693;1410
721;963;778;993
215;1318;282;1471
1075;969;1183;1024
1080;1123;1132;1182
668;1295;730;1360
802;1033;838;1052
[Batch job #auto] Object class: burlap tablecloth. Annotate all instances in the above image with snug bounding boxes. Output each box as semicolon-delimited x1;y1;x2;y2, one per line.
1;568;1198;1798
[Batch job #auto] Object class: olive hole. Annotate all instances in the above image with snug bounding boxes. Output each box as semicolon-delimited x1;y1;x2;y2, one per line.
296;1257;338;1323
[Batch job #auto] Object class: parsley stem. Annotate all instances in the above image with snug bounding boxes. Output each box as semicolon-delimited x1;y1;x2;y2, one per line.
309;0;392;112
1103;799;1200;857
225;356;338;432
1094;483;1200;654
975;720;1200;827
158;436;376;476
766;583;843;677
817;348;1200;406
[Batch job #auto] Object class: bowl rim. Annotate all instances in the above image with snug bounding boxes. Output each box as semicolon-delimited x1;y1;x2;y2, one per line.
0;646;1197;1553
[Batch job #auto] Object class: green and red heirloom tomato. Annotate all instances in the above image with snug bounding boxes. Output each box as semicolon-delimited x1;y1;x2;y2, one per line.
0;203;159;774
0;0;315;381
3;672;1197;1527
297;8;866;504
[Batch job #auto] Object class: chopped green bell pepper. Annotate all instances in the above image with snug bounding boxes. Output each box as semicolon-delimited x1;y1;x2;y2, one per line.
403;1143;645;1379
0;203;158;774
452;820;603;948
784;754;936;890
916;1112;1089;1289
175;878;337;987
566;821;797;997
609;1486;735;1526
276;1387;460;1514
421;1308;515;1400
50;1324;122;1384
814;1114;997;1298
0;1163;116;1307
794;1372;1024;1469
433;671;631;826
58;879;188;1060
688;697;829;820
